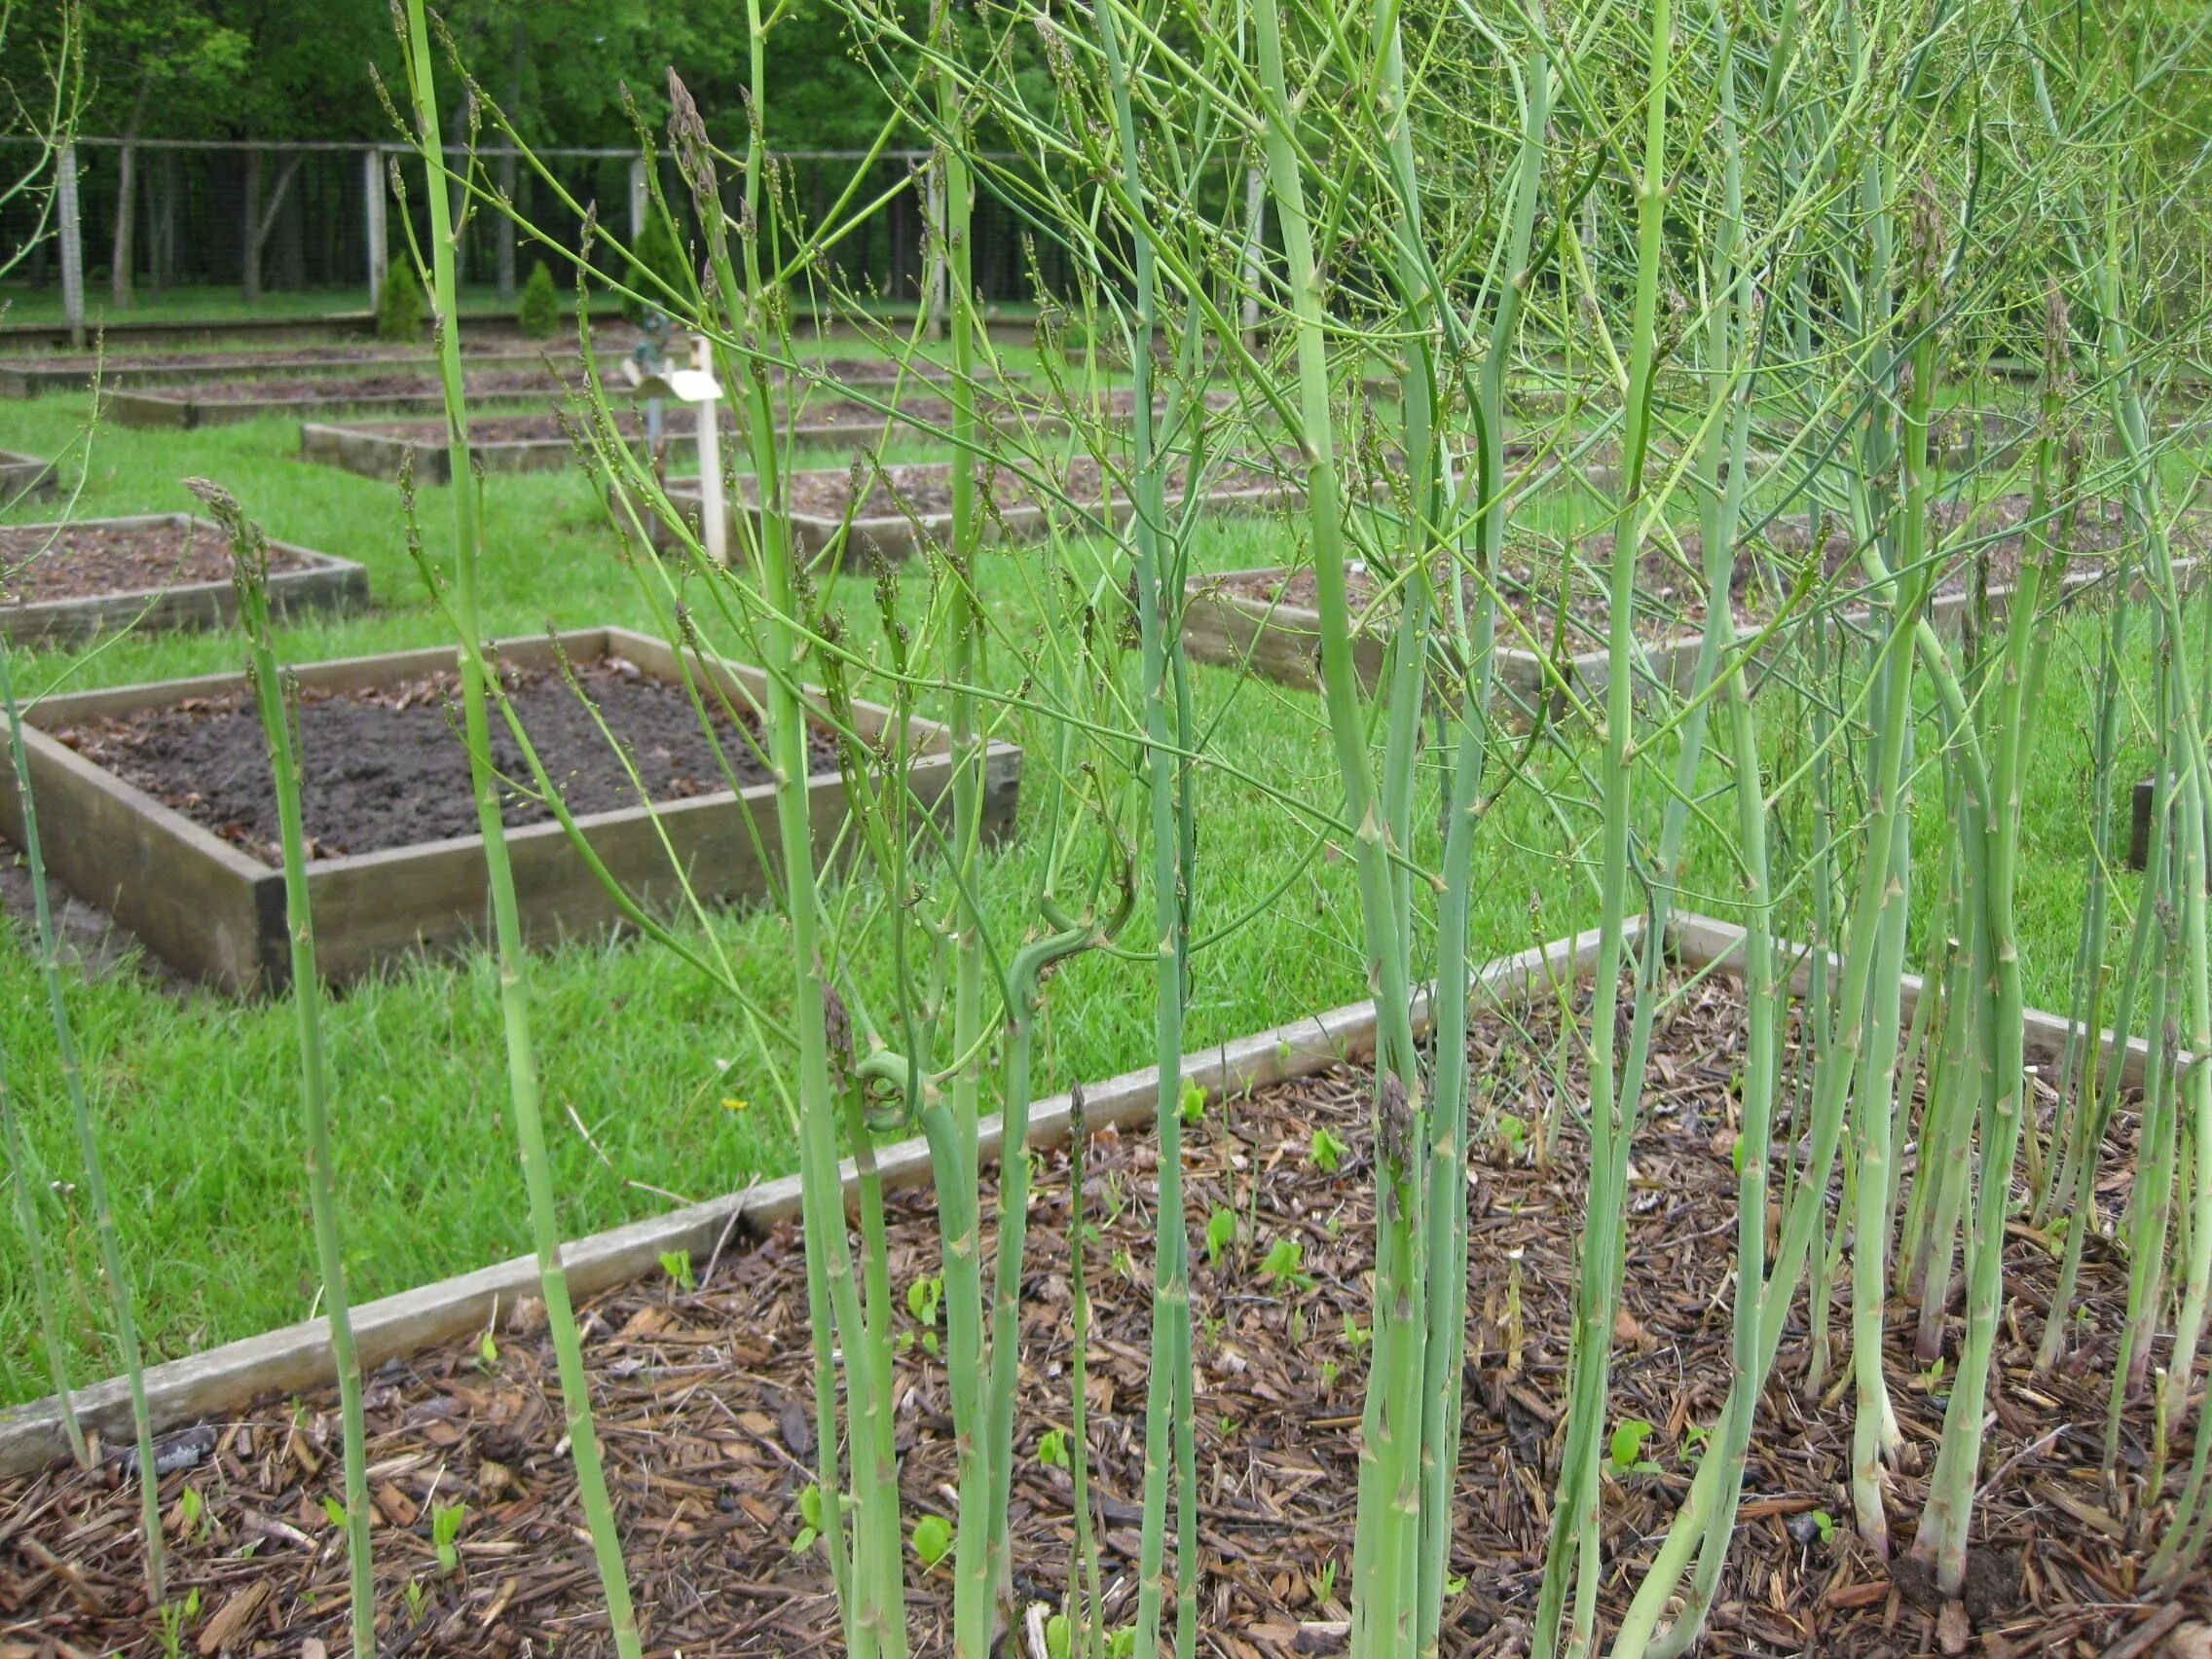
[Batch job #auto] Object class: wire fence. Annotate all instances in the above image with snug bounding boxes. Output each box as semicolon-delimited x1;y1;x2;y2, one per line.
2;138;1085;337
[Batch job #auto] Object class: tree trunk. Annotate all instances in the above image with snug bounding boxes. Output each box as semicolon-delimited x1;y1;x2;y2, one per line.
241;147;262;303
111;142;136;310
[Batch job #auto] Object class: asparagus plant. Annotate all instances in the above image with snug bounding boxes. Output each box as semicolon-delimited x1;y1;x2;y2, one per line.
190;480;377;1659
389;4;643;1650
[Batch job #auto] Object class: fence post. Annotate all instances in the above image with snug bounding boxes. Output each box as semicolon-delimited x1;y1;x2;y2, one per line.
365;149;387;309
628;158;646;242
57;143;85;348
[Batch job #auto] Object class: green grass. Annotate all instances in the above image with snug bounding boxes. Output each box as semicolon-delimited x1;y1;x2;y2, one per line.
0;374;2196;1407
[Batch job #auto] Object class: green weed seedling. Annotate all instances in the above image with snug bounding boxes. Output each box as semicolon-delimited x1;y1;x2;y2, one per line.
1310;1559;1339;1605
1309;1125;1349;1173
911;1513;954;1568
431;1502;466;1575
1046;1613;1073;1659
1606;1419;1662;1478
1258;1238;1315;1295
1038;1428;1071;1470
793;1485;824;1555
902;1274;943;1357
659;1249;695;1293
1179;1079;1207;1125
158;1588;202;1659
1205;1207;1238;1268
406;1578;428;1624
476;1331;500;1375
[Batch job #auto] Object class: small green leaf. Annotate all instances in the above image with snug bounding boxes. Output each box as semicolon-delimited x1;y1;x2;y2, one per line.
477;1331;499;1372
792;1525;819;1555
1046;1613;1073;1659
906;1274;942;1327
1812;1508;1837;1544
799;1485;824;1530
911;1513;954;1567
1259;1237;1314;1293
659;1249;695;1293
1205;1207;1237;1267
1038;1428;1070;1470
1179;1079;1207;1124
431;1502;466;1575
1309;1125;1349;1173
1607;1419;1655;1473
322;1494;348;1530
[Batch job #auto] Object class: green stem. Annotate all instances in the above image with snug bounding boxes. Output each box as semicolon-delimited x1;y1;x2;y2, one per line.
395;5;640;1650
1;640;164;1609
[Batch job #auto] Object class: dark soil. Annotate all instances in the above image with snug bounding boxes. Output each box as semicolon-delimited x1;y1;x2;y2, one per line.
757;454;1289;521
1;520;310;607
1;971;2202;1656
54;656;841;865
168;369;574;406
1223;495;2190;649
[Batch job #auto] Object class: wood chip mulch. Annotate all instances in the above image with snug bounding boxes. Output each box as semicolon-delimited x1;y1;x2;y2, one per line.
3;970;2207;1657
1;522;310;608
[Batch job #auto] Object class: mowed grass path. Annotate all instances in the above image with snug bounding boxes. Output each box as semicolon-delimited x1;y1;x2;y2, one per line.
0;375;2183;1405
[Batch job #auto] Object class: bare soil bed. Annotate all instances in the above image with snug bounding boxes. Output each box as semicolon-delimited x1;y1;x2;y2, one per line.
0;970;2197;1656
759;454;1289;521
176;369;568;405
1;520;308;607
1223;496;2169;650
54;658;839;865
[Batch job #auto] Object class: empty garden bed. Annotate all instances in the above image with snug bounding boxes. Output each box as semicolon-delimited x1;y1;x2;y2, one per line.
1185;494;2191;703
0;915;2194;1656
0;626;1020;990
660;454;1300;565
300;389;1205;483
104;369;579;429
1;514;368;645
0;339;610;398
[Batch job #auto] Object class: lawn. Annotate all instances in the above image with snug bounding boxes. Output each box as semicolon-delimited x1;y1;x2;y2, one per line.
0;368;2192;1407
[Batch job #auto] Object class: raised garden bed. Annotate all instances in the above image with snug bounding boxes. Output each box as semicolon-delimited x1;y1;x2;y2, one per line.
659;454;1301;566
1;514;368;645
0;447;56;500
1184;495;2192;704
299;389;1198;484
0;341;614;399
103;369;578;430
0;912;2190;1657
0;625;1020;990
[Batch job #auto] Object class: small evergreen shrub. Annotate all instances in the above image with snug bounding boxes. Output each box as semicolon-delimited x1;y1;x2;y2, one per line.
375;263;426;342
517;260;561;338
